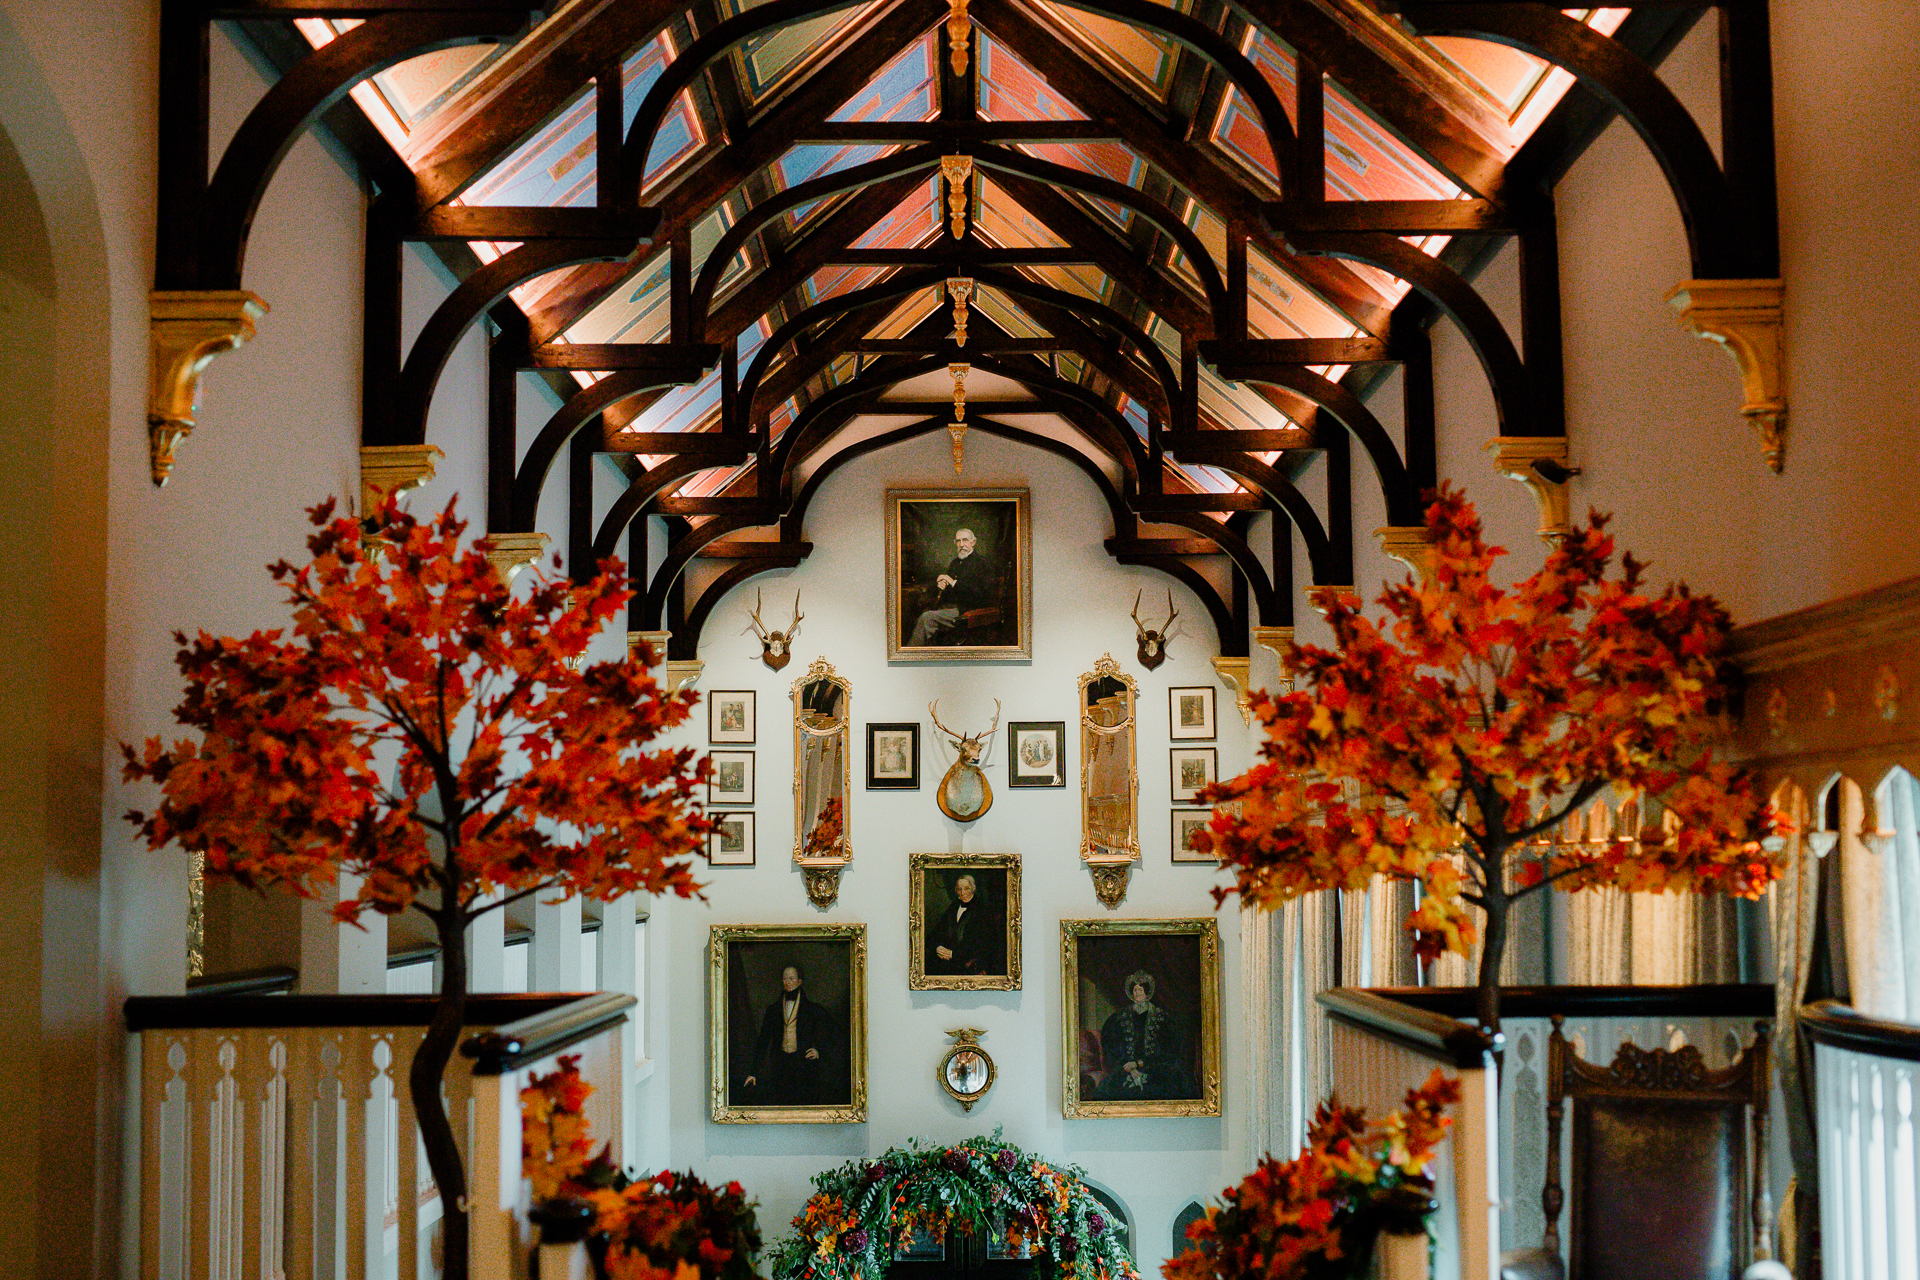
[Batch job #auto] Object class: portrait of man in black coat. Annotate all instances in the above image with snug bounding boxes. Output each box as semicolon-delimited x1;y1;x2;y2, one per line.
925;872;1005;977
741;962;834;1105
907;526;998;646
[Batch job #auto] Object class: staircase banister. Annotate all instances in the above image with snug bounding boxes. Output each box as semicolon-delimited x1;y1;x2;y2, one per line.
1800;998;1920;1063
1377;982;1775;1022
123;991;578;1031
460;991;637;1075
1318;986;1497;1068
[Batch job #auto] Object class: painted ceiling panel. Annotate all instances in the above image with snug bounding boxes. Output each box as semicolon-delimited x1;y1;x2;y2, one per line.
976;180;1070;250
1031;2;1178;103
851;178;941;250
977;34;1089;122
829;34;938;124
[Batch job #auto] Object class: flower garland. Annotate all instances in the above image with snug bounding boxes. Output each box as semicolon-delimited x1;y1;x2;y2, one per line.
769;1132;1137;1280
1162;1070;1461;1280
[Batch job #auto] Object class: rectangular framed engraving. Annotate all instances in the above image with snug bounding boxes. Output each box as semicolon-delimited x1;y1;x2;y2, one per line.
1006;720;1066;788
707;812;755;867
1171;809;1215;863
709;690;756;744
866;722;920;789
709;923;866;1123
885;488;1032;663
908;852;1021;991
1061;917;1220;1118
1169;746;1217;802
1167;686;1216;742
708;750;755;806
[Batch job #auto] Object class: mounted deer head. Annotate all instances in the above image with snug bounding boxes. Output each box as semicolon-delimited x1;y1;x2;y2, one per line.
929;698;1001;822
1132;589;1177;670
745;589;803;670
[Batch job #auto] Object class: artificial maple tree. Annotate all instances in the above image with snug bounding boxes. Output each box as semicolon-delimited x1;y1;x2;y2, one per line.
1193;487;1781;1033
123;497;711;1278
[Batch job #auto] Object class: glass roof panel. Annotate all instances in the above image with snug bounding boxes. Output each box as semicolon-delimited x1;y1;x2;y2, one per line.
829;34;938;124
977;34;1089;122
851;177;941;250
976;179;1070;250
718;0;889;107
1031;3;1179;104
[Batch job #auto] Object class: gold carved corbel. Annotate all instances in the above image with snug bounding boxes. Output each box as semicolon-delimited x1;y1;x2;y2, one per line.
147;290;270;486
940;155;974;239
949;362;970;474
665;658;704;693
1211;655;1252;726
479;531;549;584
947;277;973;347
1375;526;1437;585
360;444;443;516
1666;278;1787;472
1486;436;1578;546
628;630;671;666
801;863;842;910
946;0;972;76
1087;859;1131;908
1252;625;1296;694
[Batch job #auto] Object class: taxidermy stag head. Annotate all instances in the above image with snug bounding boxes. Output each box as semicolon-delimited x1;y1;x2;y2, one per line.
745;589;803;670
1132;589;1177;671
929;698;1000;823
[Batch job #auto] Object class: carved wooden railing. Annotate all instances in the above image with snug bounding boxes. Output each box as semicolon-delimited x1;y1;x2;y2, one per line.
124;989;632;1280
1322;985;1776;1280
1801;999;1920;1280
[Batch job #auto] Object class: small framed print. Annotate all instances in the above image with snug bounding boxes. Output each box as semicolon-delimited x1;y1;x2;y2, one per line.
1171;809;1215;863
1169;747;1217;802
709;690;756;744
867;722;920;789
708;812;755;866
1168;686;1216;741
708;750;755;805
1007;720;1066;788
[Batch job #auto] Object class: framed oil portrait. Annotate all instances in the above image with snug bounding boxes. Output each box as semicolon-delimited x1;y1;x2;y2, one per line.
1167;686;1216;741
710;923;866;1123
1061;918;1220;1118
867;722;920;789
1169;747;1217;802
708;812;755;867
708;750;755;806
710;690;756;744
885;487;1032;663
1171;809;1215;863
1007;721;1065;788
909;852;1021;991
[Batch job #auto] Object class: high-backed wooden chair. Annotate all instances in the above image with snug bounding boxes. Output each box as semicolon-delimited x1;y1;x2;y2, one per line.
1501;1016;1774;1280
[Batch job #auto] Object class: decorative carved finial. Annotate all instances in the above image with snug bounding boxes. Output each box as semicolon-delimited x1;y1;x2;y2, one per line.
628;630;670;666
949;362;970;474
947;0;972;76
802;864;842;910
1211;655;1252;726
360;444;443;517
147;290;270;486
940;155;973;239
947;277;974;347
1486;437;1579;546
1089;861;1131;908
1375;525;1438;585
1253;625;1296;694
479;531;549;584
1666;278;1787;472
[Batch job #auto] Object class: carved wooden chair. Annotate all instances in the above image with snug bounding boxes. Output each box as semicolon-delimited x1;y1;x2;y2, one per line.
1500;1016;1775;1280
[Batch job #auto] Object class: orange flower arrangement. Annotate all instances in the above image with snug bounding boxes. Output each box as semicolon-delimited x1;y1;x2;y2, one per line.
1163;1071;1462;1280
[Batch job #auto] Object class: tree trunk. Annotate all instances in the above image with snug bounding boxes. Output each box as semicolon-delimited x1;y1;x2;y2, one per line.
414;907;471;1280
1475;838;1509;1037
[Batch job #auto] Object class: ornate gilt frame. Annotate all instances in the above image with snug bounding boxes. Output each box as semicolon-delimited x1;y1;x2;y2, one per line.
908;851;1022;991
1060;917;1221;1119
884;486;1033;663
791;657;852;908
1079;653;1140;905
708;922;868;1124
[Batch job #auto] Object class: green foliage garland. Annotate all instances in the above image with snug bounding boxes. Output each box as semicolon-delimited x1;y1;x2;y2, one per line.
769;1132;1137;1280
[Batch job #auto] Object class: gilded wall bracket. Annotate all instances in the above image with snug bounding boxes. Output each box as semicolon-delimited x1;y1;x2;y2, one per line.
1666;278;1787;473
665;659;703;693
479;531;549;584
147;290;269;486
628;630;671;666
1487;437;1579;546
1252;625;1296;695
1211;655;1252;726
800;863;843;910
1087;859;1132;908
941;155;974;239
360;444;443;516
1375;526;1437;585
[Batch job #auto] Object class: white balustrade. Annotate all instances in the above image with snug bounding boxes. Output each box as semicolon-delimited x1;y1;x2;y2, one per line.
1811;1024;1920;1280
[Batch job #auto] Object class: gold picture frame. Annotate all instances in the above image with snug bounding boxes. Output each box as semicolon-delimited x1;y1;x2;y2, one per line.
1060;917;1220;1118
908;852;1022;991
1079;653;1140;906
885;487;1032;663
709;923;867;1123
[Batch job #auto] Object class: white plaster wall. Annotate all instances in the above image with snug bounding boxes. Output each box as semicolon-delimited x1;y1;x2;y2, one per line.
651;430;1256;1274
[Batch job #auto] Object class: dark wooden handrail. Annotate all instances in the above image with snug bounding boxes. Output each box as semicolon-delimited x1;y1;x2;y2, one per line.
1376;983;1775;1022
125;992;580;1032
1801;999;1920;1064
461;991;636;1075
1318;988;1497;1068
185;965;299;997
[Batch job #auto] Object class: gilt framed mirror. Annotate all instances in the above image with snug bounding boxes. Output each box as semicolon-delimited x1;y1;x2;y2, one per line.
1079;653;1139;906
792;657;851;908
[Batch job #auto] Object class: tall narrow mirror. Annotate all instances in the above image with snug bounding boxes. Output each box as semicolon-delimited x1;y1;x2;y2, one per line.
1079;653;1139;906
793;657;852;908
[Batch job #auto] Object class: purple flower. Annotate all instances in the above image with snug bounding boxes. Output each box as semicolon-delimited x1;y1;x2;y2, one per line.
1087;1213;1106;1234
942;1149;970;1173
996;1149;1017;1173
1058;1237;1079;1260
844;1229;870;1252
865;1162;886;1183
